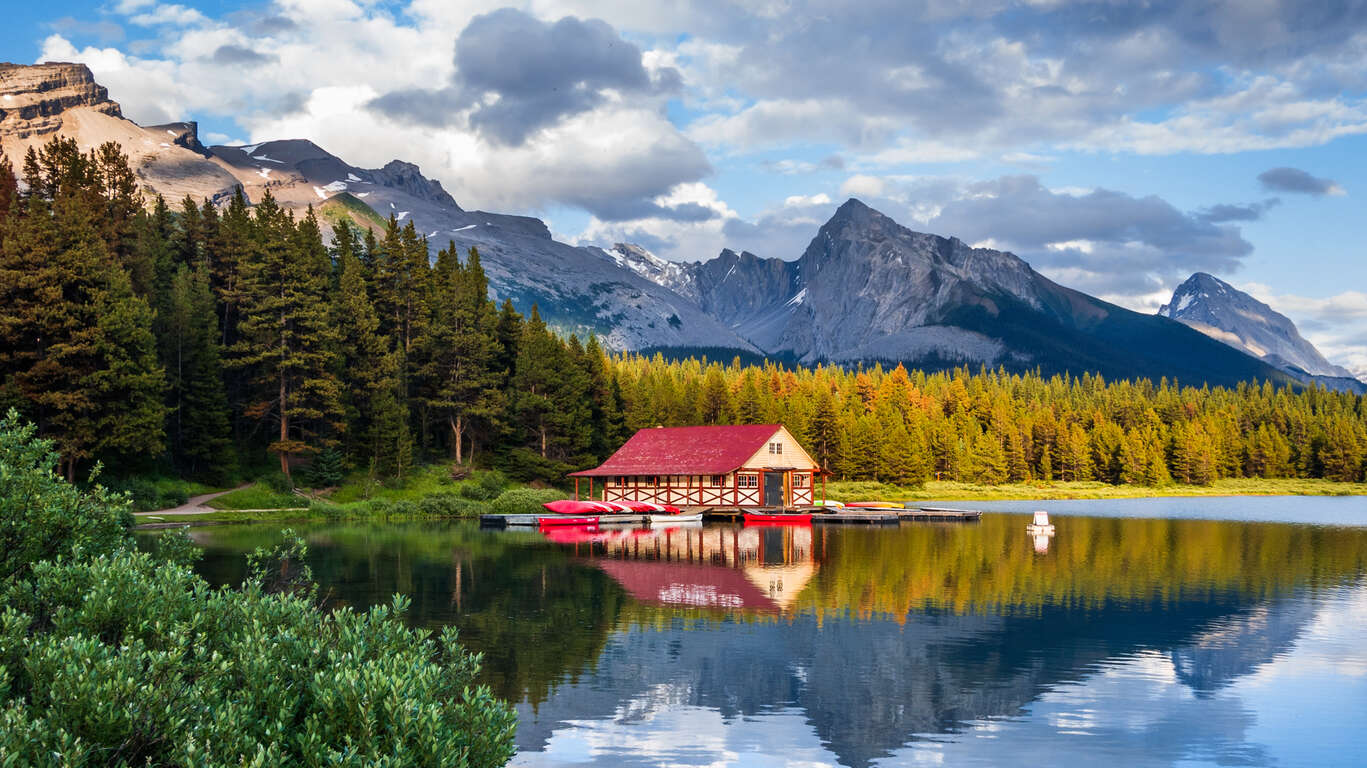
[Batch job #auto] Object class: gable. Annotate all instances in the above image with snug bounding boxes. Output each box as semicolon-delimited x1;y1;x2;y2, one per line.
740;426;819;470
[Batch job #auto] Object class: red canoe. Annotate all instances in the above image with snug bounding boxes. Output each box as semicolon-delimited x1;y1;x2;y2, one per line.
542;499;612;515
743;512;812;525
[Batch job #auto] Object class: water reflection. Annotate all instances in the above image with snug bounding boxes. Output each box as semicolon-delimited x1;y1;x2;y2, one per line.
174;510;1367;767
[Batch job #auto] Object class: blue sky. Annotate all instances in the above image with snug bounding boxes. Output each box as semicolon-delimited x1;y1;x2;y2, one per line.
5;0;1366;372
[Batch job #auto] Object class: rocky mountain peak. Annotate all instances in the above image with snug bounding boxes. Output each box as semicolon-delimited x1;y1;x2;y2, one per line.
373;160;461;209
0;62;121;140
1158;272;1360;389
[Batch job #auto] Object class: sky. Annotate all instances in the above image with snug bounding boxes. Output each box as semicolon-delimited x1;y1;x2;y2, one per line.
4;0;1366;375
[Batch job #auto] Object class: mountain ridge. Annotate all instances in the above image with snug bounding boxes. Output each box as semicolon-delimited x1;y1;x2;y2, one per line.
1158;272;1364;393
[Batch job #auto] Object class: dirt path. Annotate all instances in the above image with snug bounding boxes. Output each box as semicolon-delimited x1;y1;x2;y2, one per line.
136;484;251;516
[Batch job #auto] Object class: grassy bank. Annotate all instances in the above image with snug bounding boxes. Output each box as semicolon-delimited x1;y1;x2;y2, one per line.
825;477;1367;502
150;463;571;524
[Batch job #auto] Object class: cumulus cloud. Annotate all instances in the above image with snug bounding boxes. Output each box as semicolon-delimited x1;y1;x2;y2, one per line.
368;9;679;146
1257;167;1346;196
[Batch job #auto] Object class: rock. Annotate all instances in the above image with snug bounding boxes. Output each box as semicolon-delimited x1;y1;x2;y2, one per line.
0;62;120;139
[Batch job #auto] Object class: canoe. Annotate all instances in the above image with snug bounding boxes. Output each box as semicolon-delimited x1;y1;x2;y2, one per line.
743;512;812;525
846;501;899;509
543;499;612;515
537;515;601;526
813;500;845;508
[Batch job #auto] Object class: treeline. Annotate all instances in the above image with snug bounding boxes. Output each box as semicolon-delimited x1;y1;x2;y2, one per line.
0;138;624;484
606;355;1367;485
2;138;1365;488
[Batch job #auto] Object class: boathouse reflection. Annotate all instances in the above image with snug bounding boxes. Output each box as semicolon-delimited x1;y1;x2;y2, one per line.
553;524;818;613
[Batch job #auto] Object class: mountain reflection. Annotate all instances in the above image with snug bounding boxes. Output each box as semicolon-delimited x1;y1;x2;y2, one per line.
180;514;1367;768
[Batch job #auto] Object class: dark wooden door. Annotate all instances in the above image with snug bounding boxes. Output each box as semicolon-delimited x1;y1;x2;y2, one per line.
764;472;784;507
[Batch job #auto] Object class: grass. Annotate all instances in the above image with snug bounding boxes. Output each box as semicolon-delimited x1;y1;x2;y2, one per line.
205;485;306;511
825;477;1367;502
186;463;521;523
106;475;223;512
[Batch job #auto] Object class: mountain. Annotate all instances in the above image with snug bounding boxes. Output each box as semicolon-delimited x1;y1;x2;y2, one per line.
0;62;240;203
0;62;756;354
1158;273;1364;393
620;199;1292;387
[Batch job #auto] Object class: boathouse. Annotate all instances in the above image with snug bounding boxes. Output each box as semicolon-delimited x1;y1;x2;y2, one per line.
569;424;826;508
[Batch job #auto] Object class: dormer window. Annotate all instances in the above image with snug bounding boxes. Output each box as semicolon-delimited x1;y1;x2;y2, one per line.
768;442;783;455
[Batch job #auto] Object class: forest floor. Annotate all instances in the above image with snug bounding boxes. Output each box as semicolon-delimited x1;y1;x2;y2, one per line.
825;477;1367;502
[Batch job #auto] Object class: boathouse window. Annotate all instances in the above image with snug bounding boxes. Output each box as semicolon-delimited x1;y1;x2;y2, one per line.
768;442;783;455
737;474;759;489
710;475;724;487
793;473;807;487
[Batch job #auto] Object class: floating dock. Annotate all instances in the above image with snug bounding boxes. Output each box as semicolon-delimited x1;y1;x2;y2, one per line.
902;507;983;521
483;506;982;528
480;512;650;528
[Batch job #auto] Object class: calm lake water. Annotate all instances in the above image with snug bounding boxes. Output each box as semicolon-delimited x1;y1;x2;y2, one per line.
167;496;1367;768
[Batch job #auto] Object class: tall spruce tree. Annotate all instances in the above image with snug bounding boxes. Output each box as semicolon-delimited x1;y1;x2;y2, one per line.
230;196;343;479
421;245;502;464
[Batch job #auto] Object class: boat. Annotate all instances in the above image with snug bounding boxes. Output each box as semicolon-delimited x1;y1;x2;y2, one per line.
813;499;845;508
649;512;704;525
846;501;900;509
542;499;612;515
743;512;812;525
1025;510;1056;535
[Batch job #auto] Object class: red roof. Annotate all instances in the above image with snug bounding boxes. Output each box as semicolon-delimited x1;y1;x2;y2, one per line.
570;424;783;477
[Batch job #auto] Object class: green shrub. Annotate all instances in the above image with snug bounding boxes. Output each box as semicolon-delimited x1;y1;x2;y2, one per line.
0;411;517;767
490;487;567;516
0;411;130;585
458;470;508;501
418;493;486;517
262;470;294;494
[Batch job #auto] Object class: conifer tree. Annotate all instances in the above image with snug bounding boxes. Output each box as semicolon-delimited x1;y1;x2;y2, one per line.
231;196;343;479
164;264;234;479
332;227;409;475
421;245;502;464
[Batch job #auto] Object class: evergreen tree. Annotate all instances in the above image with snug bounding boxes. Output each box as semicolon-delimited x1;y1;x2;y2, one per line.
165;264;234;479
230;197;343;479
421;245;502;464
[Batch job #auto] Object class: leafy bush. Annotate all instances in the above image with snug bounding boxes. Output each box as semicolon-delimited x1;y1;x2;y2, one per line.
262;470;294;494
458;470;507;501
0;411;130;585
490;487;568;516
0;411;517;767
418;493;486;517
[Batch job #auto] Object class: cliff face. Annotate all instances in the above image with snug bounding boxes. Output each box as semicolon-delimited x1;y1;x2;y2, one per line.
0;62;121;139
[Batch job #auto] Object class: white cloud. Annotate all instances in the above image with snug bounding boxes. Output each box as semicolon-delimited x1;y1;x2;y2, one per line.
840;174;885;198
1239;284;1367;378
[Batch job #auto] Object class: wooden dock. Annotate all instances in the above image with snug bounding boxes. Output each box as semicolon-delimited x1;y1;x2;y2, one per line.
901;507;982;521
479;513;649;527
810;511;899;524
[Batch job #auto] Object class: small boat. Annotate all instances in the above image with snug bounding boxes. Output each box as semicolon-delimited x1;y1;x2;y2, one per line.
813;499;845;508
1025;510;1056;535
743;512;812;525
537;515;601;526
846;501;900;509
543;499;612;515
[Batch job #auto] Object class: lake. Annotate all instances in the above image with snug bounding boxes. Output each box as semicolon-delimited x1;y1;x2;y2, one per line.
170;496;1367;768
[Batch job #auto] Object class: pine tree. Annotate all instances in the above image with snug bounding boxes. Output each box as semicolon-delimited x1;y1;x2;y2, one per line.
699;366;733;425
0;139;165;480
230;197;343;479
332;227;409;476
165;264;234;479
421;245;502;464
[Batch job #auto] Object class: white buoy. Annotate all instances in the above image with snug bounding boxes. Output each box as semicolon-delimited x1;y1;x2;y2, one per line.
1026;509;1056;536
